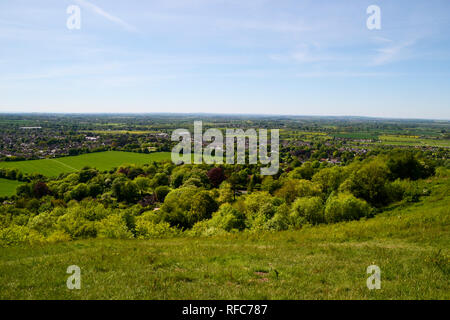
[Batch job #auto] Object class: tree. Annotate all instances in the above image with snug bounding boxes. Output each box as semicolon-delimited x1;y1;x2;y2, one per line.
134;177;151;196
324;193;371;223
289;162;315;180
207;167;225;188
78;168;98;183
188;191;218;226
290;196;324;227
112;178;140;203
341;160;389;207
155;186;171;202
312;166;347;195
205;203;245;232
69;183;89;201
160;186;199;228
218;181;234;204
275;179;322;204
33;181;50;198
387;151;434;180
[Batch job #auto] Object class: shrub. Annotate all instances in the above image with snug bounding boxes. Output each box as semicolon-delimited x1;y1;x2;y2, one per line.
210;204;246;231
265;203;290;231
207;167;225;188
312;166;348;195
155;186;171;202
340;160;390;207
290;196;324;227
46;230;71;243
97;214;134;239
69;183;89;201
435;167;449;178
324;193;371;223
135;218;179;239
275;179;322;204
28;211;57;236
187;191;218;226
0;225;45;247
387;151;434;180
56;207;98;239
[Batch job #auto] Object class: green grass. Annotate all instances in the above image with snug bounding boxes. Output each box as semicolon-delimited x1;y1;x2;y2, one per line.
0;185;448;300
0;179;23;197
332;132;378;140
0;151;172;177
378;135;450;148
82;130;158;135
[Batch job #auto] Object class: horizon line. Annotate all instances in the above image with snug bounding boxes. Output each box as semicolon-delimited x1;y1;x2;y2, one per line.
0;111;449;122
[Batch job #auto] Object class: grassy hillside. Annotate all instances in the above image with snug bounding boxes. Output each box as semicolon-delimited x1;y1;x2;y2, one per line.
0;151;171;177
0;179;23;197
0;183;448;300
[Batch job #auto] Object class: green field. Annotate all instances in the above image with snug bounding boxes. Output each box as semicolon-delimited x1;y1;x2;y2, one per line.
332;132;379;140
0;186;448;300
378;135;450;148
0;179;23;197
82;130;158;135
0;151;172;177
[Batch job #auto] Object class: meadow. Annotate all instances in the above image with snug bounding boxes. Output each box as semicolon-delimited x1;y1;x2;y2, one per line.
0;151;171;177
0;186;448;300
0;179;23;197
378;135;450;148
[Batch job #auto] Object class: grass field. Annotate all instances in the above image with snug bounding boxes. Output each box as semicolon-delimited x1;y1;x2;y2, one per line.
378;135;450;148
82;130;158;135
0;179;23;197
0;151;171;177
0;182;448;300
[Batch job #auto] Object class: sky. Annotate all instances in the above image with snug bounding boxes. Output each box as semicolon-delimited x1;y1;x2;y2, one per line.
1;0;450;119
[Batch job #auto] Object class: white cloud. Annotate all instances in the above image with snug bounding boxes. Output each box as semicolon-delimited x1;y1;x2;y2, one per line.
74;0;137;32
372;40;416;66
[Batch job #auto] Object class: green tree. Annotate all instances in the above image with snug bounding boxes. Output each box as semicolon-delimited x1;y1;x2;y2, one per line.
290;196;324;227
324;193;371;223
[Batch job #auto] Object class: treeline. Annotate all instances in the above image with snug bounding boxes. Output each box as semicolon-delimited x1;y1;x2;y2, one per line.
0;150;448;246
0;168;45;182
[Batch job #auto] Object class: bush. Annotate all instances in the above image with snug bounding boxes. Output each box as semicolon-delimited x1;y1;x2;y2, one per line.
0;225;45;247
275;179;322;204
46;230;71;243
97;214;134;239
435;167;449;178
28;211;57;236
290;196;324;227
155;186;171;202
265;203;290;231
56;207;98;239
324;193;372;223
209;204;246;232
340;160;390;207
135;218;179;239
387;151;434;180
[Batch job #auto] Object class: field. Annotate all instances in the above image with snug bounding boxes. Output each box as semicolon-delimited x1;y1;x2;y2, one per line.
0;179;23;197
1;183;448;300
0;151;172;177
82;130;158;135
378;135;450;148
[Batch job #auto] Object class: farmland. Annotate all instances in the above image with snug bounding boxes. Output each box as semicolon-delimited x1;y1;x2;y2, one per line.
0;151;171;177
378;135;450;148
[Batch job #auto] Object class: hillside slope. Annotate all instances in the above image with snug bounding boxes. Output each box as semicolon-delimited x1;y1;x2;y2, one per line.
0;178;448;299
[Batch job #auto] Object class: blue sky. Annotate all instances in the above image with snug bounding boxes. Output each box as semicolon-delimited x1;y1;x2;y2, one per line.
1;0;450;119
